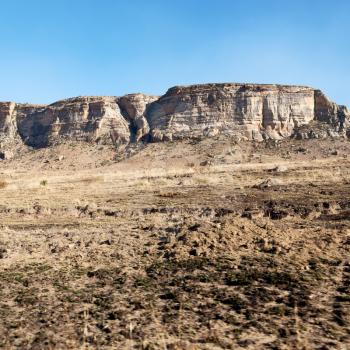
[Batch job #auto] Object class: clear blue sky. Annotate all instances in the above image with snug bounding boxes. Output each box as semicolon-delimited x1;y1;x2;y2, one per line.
0;0;349;106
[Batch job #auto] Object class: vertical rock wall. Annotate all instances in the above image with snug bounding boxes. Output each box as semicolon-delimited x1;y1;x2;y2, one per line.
0;83;348;151
146;84;317;141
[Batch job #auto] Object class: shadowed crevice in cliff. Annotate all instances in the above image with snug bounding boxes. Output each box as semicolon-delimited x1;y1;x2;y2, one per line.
116;94;158;144
17;109;54;148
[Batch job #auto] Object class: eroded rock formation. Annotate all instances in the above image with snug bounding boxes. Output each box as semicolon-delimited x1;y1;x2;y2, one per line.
147;84;318;141
0;102;17;140
118;94;158;142
17;97;130;147
0;83;348;151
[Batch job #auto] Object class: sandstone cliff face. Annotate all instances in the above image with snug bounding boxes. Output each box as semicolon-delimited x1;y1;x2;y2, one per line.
0;83;348;150
16;97;131;147
0;102;17;141
118;94;158;142
146;84;337;142
0;95;157;148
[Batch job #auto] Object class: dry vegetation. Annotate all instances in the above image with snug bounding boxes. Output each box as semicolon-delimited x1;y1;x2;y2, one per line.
0;137;349;349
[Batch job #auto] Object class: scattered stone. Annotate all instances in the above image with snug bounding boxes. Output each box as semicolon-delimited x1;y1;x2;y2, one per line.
241;207;264;219
200;160;212;166
295;147;308;153
0;150;13;160
265;209;289;220
0;247;7;259
100;239;113;245
253;178;281;189
268;165;288;173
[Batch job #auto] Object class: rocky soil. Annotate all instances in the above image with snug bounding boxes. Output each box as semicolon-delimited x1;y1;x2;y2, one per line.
0;136;349;349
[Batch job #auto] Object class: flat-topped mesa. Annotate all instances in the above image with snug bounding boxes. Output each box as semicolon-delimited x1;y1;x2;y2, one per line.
0;83;348;151
146;83;349;142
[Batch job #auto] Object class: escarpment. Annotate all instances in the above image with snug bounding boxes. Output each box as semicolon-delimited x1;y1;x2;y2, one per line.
147;84;318;141
17;97;131;147
0;95;157;149
0;83;348;153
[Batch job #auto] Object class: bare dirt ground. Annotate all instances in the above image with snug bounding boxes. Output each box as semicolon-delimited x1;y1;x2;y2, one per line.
0;137;349;349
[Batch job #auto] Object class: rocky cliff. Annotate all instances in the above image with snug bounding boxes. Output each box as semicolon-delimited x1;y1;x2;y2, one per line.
147;84;317;142
0;83;348;152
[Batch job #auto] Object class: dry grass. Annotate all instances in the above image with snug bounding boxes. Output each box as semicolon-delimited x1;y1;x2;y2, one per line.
0;138;349;349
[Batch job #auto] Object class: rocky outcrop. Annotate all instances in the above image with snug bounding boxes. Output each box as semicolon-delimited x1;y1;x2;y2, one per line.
314;90;349;130
0;95;157;148
117;94;158;142
17;97;131;147
291;90;350;140
0;102;17;140
146;83;347;142
0;83;348;151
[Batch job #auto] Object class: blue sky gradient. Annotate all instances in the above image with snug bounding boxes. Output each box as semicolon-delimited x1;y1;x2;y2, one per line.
0;0;349;106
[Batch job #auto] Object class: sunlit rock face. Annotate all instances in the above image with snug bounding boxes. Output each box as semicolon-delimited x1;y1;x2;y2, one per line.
10;94;157;148
117;94;158;142
16;97;131;147
0;83;348;150
0;102;17;140
146;83;318;142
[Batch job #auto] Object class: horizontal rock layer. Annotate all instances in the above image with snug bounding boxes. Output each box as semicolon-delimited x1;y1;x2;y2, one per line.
0;83;348;149
147;84;349;141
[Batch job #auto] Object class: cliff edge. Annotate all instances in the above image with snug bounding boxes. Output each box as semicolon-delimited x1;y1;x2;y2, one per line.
0;83;348;155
